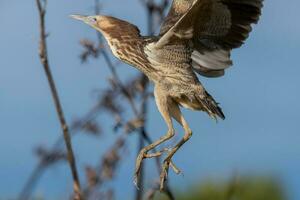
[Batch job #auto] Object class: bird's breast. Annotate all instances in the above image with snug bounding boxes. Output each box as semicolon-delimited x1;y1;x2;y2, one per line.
144;42;199;85
144;42;192;67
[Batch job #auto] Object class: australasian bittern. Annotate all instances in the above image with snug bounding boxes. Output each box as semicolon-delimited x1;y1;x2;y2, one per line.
71;0;263;190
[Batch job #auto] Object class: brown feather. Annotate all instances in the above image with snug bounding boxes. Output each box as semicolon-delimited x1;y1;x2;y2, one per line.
157;0;263;78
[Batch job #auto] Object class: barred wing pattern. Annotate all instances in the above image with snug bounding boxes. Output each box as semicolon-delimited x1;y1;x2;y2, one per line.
157;0;263;77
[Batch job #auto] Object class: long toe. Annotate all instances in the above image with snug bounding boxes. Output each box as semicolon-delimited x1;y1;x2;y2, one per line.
160;169;167;191
170;160;182;175
159;160;171;191
134;152;146;187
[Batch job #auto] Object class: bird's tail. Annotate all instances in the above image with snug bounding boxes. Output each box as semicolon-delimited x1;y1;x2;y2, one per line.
196;91;225;120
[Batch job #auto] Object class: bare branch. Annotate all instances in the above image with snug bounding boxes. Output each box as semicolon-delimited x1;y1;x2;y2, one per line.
19;93;104;200
34;0;83;199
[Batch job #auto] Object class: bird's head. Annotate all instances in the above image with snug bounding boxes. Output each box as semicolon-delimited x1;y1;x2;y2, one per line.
70;14;141;44
70;15;117;33
70;14;142;66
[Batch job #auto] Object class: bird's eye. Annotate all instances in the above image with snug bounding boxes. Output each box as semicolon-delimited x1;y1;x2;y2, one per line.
87;17;97;24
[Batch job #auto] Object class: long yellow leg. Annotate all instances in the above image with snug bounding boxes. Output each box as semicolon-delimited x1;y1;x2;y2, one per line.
160;101;192;191
134;87;175;187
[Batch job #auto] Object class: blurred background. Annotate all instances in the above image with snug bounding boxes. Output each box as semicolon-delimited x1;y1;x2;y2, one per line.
0;0;299;199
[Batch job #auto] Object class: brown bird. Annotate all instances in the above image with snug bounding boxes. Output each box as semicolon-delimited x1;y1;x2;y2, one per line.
71;0;263;190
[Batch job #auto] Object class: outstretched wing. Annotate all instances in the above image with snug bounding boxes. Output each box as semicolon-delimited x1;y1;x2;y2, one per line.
157;0;263;77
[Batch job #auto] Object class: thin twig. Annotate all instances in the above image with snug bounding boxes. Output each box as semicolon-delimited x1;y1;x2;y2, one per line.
19;89;104;200
19;164;45;200
35;0;82;199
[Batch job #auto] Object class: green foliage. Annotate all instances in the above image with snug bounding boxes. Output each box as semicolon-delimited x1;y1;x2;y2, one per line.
158;176;286;200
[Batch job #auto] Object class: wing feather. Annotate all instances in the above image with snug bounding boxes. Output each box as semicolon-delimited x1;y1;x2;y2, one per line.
157;0;263;77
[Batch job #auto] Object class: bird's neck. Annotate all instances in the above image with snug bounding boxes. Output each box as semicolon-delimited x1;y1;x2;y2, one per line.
104;35;154;78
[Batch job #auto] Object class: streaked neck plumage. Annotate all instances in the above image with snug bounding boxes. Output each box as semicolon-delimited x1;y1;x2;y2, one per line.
96;16;155;78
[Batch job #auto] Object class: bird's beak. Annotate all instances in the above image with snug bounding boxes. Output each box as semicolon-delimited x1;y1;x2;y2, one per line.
70;14;88;23
70;14;98;29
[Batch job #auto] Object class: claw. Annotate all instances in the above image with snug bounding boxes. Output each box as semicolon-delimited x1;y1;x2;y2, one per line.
170;160;181;174
133;175;139;189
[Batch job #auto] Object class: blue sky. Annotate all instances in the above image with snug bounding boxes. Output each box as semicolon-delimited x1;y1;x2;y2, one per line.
0;0;300;199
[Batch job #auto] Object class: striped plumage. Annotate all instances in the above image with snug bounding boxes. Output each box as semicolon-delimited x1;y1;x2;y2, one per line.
71;0;263;190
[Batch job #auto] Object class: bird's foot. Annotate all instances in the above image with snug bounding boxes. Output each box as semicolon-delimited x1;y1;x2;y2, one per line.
159;158;170;191
134;148;169;188
133;149;146;188
170;160;182;175
159;157;182;191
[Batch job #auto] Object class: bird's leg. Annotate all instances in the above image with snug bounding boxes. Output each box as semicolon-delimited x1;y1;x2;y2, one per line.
160;102;192;191
134;88;175;187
